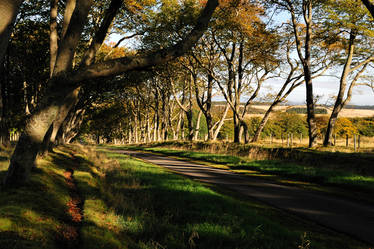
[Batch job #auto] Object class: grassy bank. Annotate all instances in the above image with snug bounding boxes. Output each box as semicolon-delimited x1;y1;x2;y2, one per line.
0;144;370;248
99;147;368;248
133;141;374;176
117;142;374;204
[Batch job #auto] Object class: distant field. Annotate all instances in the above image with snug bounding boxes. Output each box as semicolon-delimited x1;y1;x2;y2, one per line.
248;105;374;118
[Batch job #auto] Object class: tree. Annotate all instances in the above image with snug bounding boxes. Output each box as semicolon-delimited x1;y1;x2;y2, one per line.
211;2;279;143
271;0;320;147
1;10;51;146
0;0;24;65
361;0;374;18
251;26;331;142
323;0;374;146
3;0;219;186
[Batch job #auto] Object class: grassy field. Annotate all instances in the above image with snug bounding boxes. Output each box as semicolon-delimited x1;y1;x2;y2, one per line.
0;144;371;248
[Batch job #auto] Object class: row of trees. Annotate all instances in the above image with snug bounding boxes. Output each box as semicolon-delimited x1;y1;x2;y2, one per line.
80;0;374;145
80;85;374;145
0;0;374;185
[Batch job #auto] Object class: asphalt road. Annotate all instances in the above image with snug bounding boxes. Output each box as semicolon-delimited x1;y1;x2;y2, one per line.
118;150;374;245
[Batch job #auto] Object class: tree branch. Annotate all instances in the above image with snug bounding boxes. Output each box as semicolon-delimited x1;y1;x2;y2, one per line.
69;0;219;85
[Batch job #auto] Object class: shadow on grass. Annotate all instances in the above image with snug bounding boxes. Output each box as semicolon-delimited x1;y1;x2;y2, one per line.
97;151;367;249
0;148;122;249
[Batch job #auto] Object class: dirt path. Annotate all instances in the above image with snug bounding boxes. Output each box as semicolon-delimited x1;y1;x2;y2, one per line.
119;150;374;246
56;160;84;249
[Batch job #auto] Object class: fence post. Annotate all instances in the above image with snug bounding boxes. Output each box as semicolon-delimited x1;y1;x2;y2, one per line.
270;133;272;145
354;134;357;152
281;134;284;146
346;134;349;147
358;135;361;149
291;133;293;148
287;133;290;147
334;134;336;146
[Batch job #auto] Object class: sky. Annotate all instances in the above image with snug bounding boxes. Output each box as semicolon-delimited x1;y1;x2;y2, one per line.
263;77;374;106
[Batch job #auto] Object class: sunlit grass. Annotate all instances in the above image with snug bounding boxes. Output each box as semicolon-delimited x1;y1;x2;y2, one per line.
97;146;367;249
0;144;370;248
0;148;71;249
116;144;374;204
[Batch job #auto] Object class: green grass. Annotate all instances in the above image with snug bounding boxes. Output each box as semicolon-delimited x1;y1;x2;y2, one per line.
98;147;368;249
0;147;72;249
0;144;370;249
116;145;374;203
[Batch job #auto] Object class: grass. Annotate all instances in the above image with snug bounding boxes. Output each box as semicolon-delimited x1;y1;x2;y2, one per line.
0;144;370;248
115;144;374;204
0;146;72;249
99;147;368;249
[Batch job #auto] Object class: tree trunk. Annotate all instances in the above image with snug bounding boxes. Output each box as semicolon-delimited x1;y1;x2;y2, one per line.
233;113;240;143
361;0;374;18
56;107;85;144
212;103;229;141
241;121;249;144
194;110;202;141
252;103;276;142
3;80;77;185
146;112;151;143
186;110;194;141
0;0;24;65
41;87;80;153
0;75;10;146
175;111;183;140
50;0;59;77
180;115;185;140
324;31;356;146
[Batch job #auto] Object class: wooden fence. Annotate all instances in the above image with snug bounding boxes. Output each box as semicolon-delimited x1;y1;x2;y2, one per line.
264;133;373;151
0;132;20;144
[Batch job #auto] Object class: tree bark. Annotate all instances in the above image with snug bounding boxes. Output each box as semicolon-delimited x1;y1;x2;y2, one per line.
61;0;76;39
288;0;317;147
323;31;371;146
194;110;202;140
212;103;229;141
0;0;24;65
361;0;374;18
3;80;76;185
49;0;59;77
40;87;80;153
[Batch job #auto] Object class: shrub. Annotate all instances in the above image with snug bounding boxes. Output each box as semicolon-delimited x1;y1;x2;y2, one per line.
334;118;358;137
286;107;327;114
270;112;308;138
355;119;374;137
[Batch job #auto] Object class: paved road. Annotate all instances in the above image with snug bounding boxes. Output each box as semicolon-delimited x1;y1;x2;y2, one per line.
118;150;374;245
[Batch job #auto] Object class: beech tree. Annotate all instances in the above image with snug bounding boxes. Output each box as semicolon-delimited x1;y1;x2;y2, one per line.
251;25;332;142
322;0;374;146
361;0;374;18
3;0;219;186
213;24;279;143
